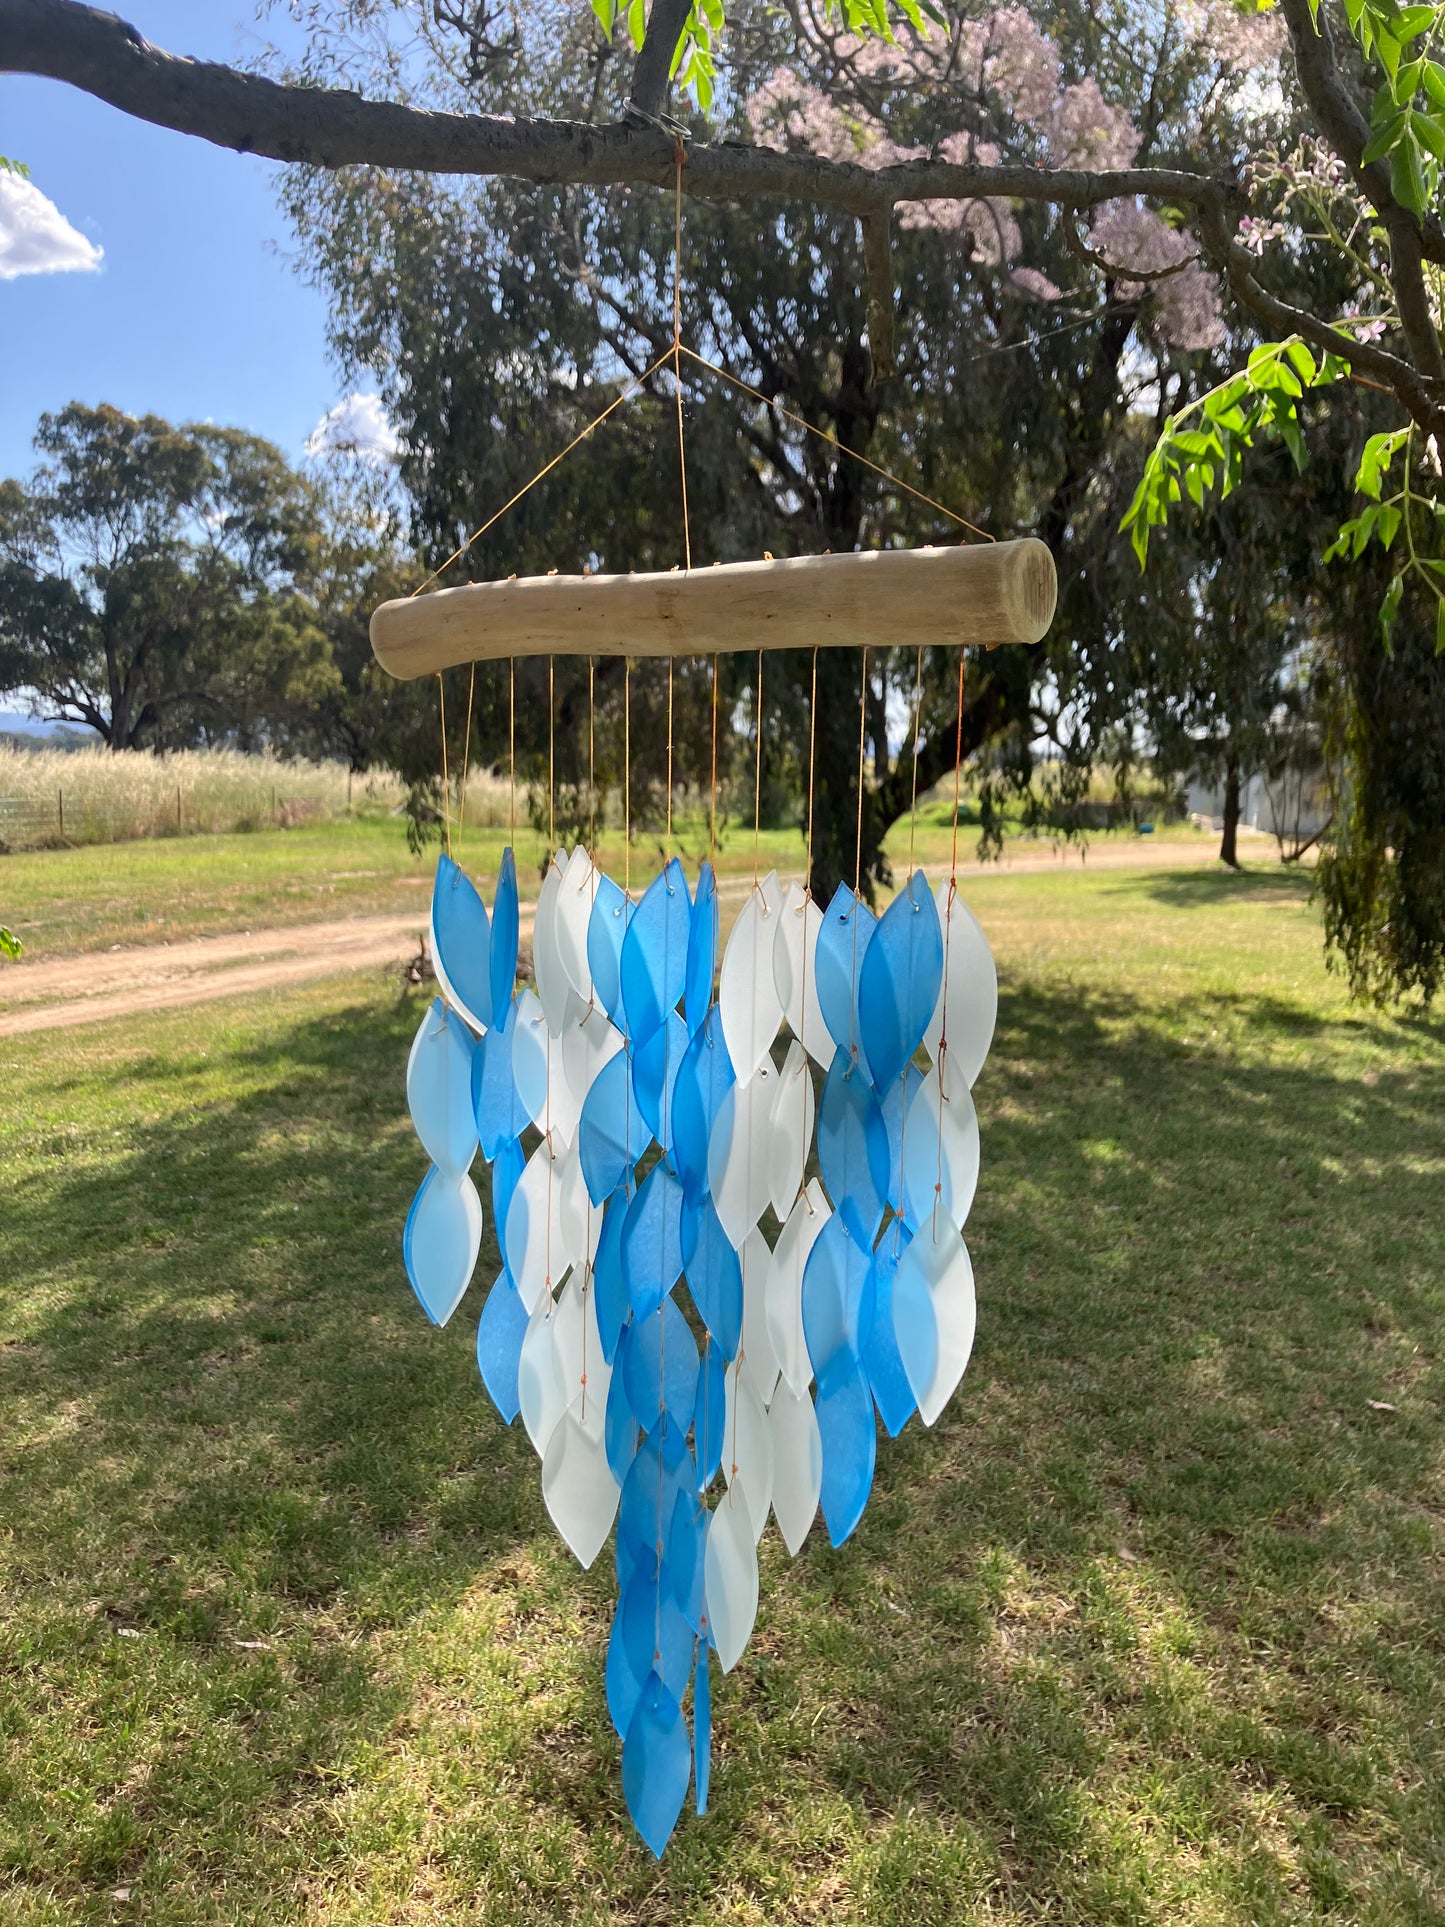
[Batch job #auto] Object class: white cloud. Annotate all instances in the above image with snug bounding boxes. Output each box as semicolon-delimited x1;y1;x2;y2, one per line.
305;392;399;462
0;174;103;281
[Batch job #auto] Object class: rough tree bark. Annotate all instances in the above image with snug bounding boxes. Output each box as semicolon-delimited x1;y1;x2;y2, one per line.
1220;750;1241;869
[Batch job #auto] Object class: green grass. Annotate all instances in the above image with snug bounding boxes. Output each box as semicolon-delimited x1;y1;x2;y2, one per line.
1;863;1440;1922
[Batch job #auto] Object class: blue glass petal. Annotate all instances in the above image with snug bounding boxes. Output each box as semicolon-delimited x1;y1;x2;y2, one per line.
695;1335;727;1489
607;1601;644;1739
816;1049;891;1248
409;998;477;1178
403;1165;480;1327
431;852;493;1031
475;1267;527;1423
490;846;520;1019
618;1422;694;1570
879;1060;925;1215
816;1359;877;1547
623;1567;697;1707
669;1489;706;1631
593;1185;633;1364
685;862;719;1035
857;870;943;1095
620;1161;685;1323
471;998;529;1160
680;1193;743;1359
890;1232;943;1420
606;1329;640;1483
579;1047;647;1206
490;1135;525;1255
672;1007;735;1205
587;871;635;1033
620;858;692;1043
623;1672;692;1859
634;1009;689;1154
694;1642;711;1816
815;881;877;1069
801;1210;876;1394
624;1295;698;1434
861;1224;918;1437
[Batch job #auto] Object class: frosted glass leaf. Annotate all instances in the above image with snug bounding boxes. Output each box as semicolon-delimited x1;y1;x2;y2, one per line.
620;858;691;1042
669;1488;707;1632
489;846;520;1019
718;871;784;1085
558;1138;603;1283
861;1224;918;1437
578;1050;646;1206
587;872;635;1033
801;1210;875;1394
723;1360;773;1541
857;869;943;1095
815;881;877;1075
900;1064;980;1233
550;1268;611;1444
773;881;829;1067
766;1179;830;1398
621;1554;696;1703
504;1137;569;1315
623;1295;698;1433
543;1406;619;1567
555;843;597;1001
532;851;570;1034
593;1185;632;1363
518;1294;566;1457
767;1038;815;1221
605;1339;638;1484
561;991;623;1113
893;1216;976;1426
705;1485;759;1672
634;1009;689;1154
429;852;492;1034
695;1335;727;1489
816;1359;876;1547
607;1600;643;1739
403;1166;482;1327
769;1382;823;1555
618;1421;694;1578
816;1050;891;1249
620;1160;685;1323
694;1643;712;1815
671;1007;734;1206
471;999;529;1161
623;1672;692;1859
878;1060;925;1216
740;1226;780;1408
509;990;553;1135
406;997;477;1178
680;1194;743;1359
924;878;998;1089
707;1061;777;1249
476;1266;527;1423
491;1137;524;1255
686;861;718;1036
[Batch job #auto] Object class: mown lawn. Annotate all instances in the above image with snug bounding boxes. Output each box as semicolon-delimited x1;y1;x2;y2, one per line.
0;862;1440;1924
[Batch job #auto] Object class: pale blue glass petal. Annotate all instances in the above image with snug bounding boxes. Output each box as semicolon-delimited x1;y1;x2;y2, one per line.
606;1329;639;1483
695;1335;727;1489
607;1601;644;1739
623;1671;692;1859
694;1641;711;1815
431;852;493;1032
624;1295;698;1434
634;1009;689;1154
857;870;943;1095
879;1060;925;1214
471;999;528;1160
620;1161;685;1323
593;1185;632;1364
579;1047;647;1206
816;1050;891;1248
685;862;719;1034
490;1136;524;1262
587;871;635;1032
890;1228;944;1420
669;1488;706;1632
861;1225;919;1437
490;846;520;1018
622;1568;697;1707
816;1359;877;1547
403;1165;482;1327
801;1210;876;1393
619;1423;693;1569
672;1007;735;1205
620;858;692;1042
476;1266;527;1423
407;998;478;1178
680;1193;743;1359
814;881;877;1068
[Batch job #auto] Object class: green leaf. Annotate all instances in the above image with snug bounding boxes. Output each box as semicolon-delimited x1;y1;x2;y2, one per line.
1411;106;1445;157
1436;594;1445;652
1422;59;1445;106
1378;502;1403;547
1380;571;1404;645
1363;110;1408;164
626;0;646;50
1390;134;1429;211
0;926;20;960
590;0;616;33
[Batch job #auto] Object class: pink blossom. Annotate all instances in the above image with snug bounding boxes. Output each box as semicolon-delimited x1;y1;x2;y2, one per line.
1010;266;1063;301
1049;81;1141;171
1091;201;1224;349
1179;0;1286;69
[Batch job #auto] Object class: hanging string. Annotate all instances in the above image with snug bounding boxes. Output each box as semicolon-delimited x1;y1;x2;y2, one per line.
673;147;693;574
666;657;675;855
588;656;596;855
937;645;970;1236
508;657;516;842
753;648;764;885
436;672;451;858
709;652;719;868
950;648;966;880
457;663;476;849
907;642;925;879
805;647;819;894
854;647;868;895
624;658;632;897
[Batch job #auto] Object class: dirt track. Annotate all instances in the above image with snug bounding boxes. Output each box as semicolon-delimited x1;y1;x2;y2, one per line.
0;837;1253;1038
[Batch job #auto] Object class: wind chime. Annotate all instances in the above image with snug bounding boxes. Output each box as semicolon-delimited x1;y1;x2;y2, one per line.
368;166;1056;1858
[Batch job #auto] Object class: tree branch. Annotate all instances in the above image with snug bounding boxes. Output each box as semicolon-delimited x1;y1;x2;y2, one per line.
629;0;692;120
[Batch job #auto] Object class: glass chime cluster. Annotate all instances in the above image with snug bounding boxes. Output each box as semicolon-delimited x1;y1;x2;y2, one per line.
402;845;996;1855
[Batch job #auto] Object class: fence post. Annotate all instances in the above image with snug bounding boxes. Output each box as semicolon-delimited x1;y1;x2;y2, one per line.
58;788;64;838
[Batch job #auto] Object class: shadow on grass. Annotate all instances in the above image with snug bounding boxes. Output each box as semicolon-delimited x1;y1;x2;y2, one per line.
1;974;1442;1916
1120;863;1316;910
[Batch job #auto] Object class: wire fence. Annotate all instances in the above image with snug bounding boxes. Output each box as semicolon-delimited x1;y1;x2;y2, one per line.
0;786;332;852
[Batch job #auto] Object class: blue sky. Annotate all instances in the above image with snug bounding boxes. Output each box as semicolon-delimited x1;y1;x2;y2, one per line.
0;3;378;483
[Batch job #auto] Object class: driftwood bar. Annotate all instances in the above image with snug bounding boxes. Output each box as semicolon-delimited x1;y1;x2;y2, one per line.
370;539;1057;679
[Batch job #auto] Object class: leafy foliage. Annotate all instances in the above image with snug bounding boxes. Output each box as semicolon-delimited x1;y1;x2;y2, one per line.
0;927;21;959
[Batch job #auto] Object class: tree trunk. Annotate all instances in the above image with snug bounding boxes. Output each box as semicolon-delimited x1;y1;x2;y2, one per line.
1220;750;1241;868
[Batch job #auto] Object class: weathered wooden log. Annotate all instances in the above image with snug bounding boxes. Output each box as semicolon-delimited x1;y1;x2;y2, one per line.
370;540;1056;678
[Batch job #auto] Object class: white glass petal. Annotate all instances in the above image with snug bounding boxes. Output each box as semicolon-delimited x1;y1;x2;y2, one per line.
901;1063;981;1232
766;1179;829;1397
723;1358;774;1541
773;882;829;1067
554;844;597;1002
767;1038;815;1221
707;1063;776;1249
768;1383;822;1555
542;1405;619;1568
510;988;550;1131
718;871;784;1086
532;851;571;1035
561;990;624;1108
557;1140;604;1291
405;999;477;1178
894;1217;976;1426
740;1226;780;1407
504;1136;571;1314
518;1293;567;1457
923;878;998;1088
704;1483;759;1673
